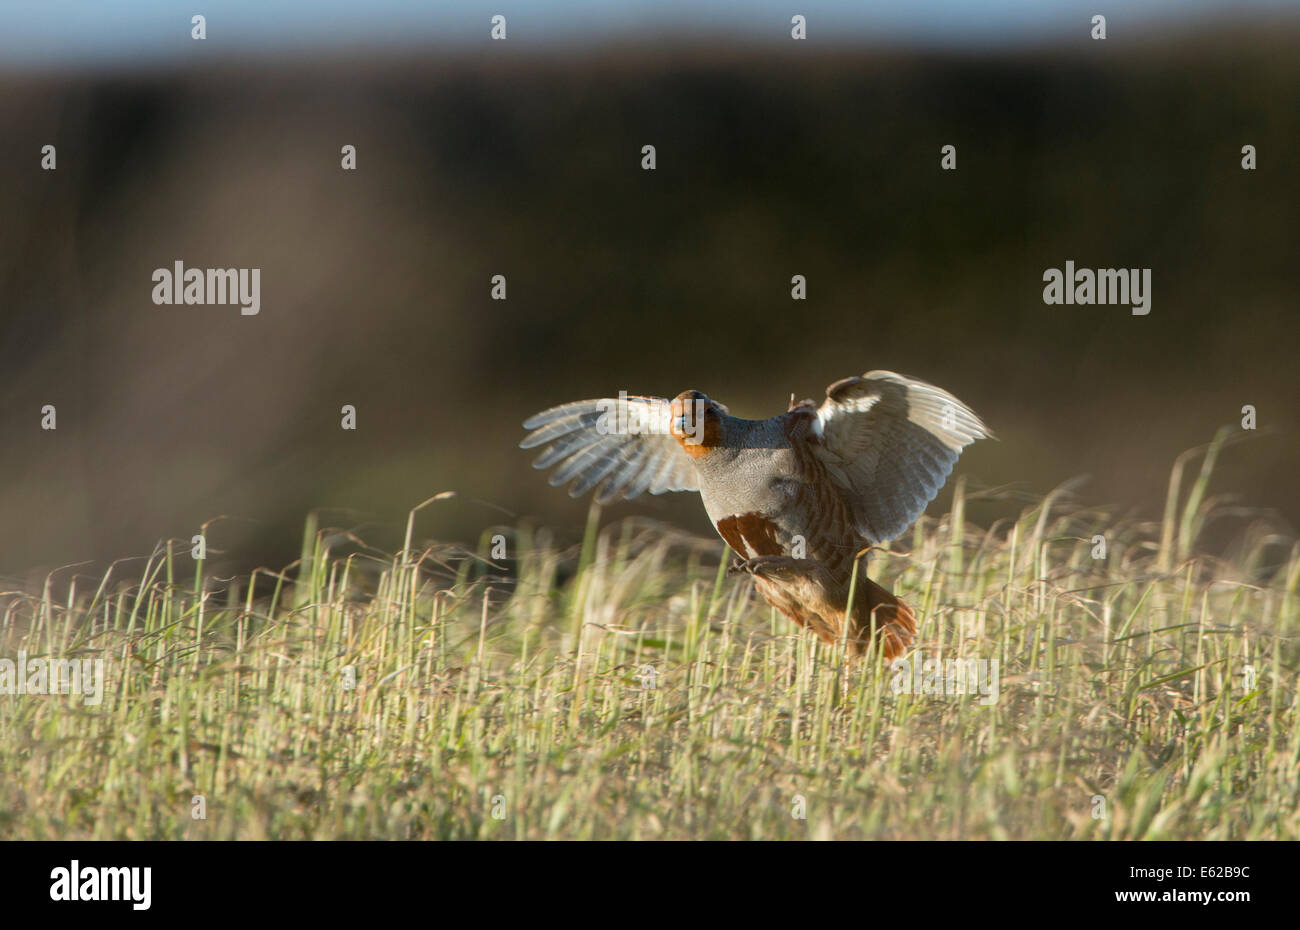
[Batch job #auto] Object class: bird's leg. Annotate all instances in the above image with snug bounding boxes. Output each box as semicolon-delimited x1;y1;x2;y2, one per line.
727;556;780;575
729;555;818;579
728;556;773;575
727;555;794;576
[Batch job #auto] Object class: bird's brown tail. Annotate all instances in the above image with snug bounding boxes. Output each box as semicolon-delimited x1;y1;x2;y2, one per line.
847;578;916;659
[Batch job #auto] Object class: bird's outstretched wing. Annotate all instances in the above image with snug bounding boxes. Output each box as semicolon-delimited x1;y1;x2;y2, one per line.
520;396;701;504
810;370;992;543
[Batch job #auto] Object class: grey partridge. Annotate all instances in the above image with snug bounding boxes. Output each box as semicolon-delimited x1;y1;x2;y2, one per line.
520;370;991;658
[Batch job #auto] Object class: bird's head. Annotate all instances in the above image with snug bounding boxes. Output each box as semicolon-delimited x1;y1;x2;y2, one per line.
669;390;724;458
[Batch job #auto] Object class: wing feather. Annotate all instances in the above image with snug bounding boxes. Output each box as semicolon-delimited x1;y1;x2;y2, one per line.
812;370;991;542
520;397;701;503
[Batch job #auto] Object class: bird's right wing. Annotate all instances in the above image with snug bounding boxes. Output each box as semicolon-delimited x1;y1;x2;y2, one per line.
811;371;991;543
520;396;701;504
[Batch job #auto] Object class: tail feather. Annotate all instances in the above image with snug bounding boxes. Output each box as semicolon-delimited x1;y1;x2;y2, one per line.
744;556;916;659
849;577;916;659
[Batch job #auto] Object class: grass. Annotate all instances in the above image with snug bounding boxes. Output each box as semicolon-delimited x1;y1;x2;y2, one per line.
1;433;1297;840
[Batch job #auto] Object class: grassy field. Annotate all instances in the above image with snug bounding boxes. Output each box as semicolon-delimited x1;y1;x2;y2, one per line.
2;433;1297;840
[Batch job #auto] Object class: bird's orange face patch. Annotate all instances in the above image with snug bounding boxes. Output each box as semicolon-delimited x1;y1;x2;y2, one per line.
669;390;720;458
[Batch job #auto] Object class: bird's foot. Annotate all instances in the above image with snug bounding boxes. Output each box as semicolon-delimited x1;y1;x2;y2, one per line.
728;555;797;577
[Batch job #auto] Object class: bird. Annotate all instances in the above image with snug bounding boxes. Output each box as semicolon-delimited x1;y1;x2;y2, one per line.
519;370;991;658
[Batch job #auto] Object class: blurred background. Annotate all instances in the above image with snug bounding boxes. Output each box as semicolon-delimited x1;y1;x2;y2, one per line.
1;1;1297;583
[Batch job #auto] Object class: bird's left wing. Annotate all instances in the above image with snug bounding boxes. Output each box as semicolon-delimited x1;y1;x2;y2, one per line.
810;370;991;543
520;396;701;504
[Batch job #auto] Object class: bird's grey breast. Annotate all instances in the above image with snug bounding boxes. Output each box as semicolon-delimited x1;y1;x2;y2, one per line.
696;417;805;526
